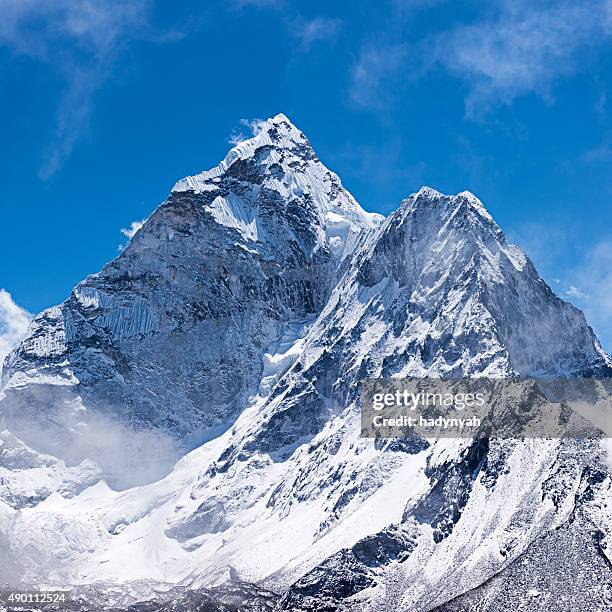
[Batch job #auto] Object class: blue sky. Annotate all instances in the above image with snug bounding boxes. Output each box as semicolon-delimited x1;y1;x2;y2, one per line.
0;0;611;350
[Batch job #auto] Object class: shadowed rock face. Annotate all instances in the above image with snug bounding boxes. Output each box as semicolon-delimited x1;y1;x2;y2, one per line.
278;524;419;611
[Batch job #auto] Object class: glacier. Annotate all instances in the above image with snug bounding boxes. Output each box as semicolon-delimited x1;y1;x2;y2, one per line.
0;113;611;611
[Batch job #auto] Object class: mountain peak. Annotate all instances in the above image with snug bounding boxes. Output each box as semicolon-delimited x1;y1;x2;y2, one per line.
414;185;443;199
266;112;302;135
169;115;380;247
249;112;308;149
404;186;494;224
456;189;494;221
172;113;310;193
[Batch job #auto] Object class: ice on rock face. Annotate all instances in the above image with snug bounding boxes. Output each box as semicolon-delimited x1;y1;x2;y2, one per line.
0;114;611;608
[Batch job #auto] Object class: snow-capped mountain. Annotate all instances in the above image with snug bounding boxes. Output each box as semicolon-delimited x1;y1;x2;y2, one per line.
1;114;380;442
1;114;611;611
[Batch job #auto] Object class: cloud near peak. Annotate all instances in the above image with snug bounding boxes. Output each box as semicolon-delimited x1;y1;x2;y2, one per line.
0;290;32;375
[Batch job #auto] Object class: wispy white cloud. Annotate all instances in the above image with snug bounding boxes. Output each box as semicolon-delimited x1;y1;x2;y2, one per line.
0;0;148;57
118;219;145;250
0;290;32;374
0;0;184;179
228;131;244;146
436;0;612;117
121;220;145;240
346;0;445;112
231;0;340;52
348;0;612;116
228;117;265;146
565;285;588;300
349;43;410;109
290;16;341;50
39;66;102;180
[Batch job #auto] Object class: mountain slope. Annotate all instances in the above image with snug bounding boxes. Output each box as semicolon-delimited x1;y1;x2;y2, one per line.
1;114;380;442
0;114;610;611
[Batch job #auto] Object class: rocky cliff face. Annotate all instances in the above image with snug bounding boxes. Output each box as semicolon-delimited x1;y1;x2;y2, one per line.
0;114;610;611
1;114;380;439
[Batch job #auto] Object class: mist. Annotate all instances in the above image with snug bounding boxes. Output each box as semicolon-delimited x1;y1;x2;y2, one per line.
1;393;181;491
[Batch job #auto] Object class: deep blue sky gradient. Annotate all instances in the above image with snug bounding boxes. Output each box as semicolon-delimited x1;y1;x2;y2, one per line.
1;0;611;348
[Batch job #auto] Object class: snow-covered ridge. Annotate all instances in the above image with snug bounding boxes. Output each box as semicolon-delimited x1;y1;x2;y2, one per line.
406;186;494;223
